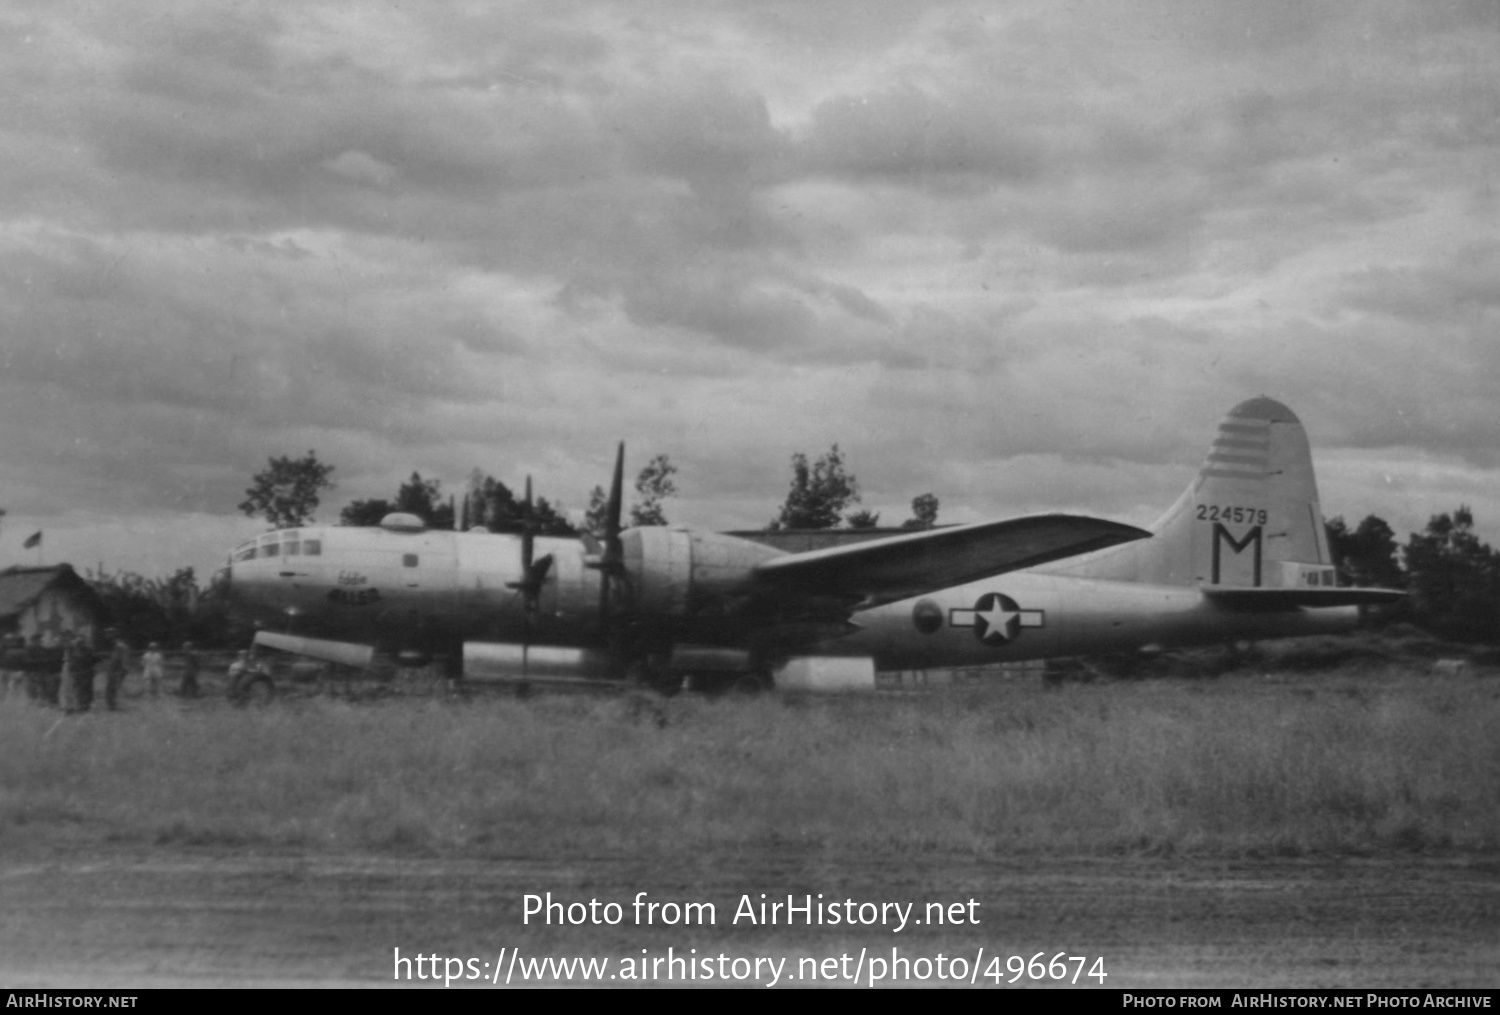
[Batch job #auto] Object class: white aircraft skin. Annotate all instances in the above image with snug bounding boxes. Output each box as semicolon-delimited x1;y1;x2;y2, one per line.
219;398;1401;688
842;395;1382;666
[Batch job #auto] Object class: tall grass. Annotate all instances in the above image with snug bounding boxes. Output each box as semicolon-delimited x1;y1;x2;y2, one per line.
2;669;1496;858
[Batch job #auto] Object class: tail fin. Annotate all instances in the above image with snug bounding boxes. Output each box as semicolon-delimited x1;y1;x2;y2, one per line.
1068;397;1341;589
1049;397;1405;605
1149;396;1335;589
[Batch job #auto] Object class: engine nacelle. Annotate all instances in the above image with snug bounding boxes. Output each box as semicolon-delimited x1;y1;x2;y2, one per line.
621;528;783;617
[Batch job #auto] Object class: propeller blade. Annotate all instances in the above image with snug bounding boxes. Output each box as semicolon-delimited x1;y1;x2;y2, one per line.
605;442;624;555
520;475;535;572
505;477;554;615
599;442;625;617
525;555;553;613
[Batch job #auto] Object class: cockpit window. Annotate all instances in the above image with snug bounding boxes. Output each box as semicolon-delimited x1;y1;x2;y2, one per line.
233;545;257;563
261;542;280;557
284;541;300;556
303;540;321;556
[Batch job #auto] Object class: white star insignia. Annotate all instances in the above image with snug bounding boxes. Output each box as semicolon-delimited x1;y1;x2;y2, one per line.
976;602;1019;642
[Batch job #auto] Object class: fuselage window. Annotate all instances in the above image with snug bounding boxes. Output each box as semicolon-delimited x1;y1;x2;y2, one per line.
303;540;321;556
403;554;419;568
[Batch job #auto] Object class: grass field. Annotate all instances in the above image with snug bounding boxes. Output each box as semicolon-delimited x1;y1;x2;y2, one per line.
4;641;1497;862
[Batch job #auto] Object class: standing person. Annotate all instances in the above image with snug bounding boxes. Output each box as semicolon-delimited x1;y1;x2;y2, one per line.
141;642;166;699
27;635;59;705
1;635;24;700
58;633;79;712
61;632;95;713
177;642;201;699
103;633;130;711
73;635;96;712
226;649;254;703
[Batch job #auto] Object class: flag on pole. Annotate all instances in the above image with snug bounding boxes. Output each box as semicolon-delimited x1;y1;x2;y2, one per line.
23;531;41;549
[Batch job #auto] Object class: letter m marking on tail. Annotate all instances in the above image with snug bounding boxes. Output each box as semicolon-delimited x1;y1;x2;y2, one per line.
1211;523;1262;586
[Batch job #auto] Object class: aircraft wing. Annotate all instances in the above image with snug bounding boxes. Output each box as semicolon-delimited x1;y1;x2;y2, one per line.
750;514;1151;605
1204;587;1407;610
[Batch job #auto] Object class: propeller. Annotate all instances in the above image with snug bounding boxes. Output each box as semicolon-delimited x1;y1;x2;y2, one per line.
578;443;636;679
505;476;554;681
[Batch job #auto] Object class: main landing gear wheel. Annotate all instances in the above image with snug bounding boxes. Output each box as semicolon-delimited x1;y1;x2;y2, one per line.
730;671;770;695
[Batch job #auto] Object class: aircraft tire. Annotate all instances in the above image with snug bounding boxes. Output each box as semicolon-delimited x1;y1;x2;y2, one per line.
730;671;770;695
229;674;276;707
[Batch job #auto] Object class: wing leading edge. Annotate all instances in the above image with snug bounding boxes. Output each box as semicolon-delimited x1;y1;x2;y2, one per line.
750;514;1151;606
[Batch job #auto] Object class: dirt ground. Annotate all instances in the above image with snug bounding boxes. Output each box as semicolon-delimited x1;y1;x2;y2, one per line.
1;846;1495;988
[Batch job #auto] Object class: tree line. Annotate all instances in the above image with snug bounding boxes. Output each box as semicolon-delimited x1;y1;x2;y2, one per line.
84;566;235;648
1328;507;1500;640
237;445;943;535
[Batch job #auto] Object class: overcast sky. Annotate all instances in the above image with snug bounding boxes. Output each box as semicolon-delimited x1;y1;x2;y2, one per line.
1;1;1496;580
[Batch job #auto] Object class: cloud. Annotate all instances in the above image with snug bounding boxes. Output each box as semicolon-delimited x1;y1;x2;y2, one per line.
1343;241;1500;324
799;85;1045;191
323;150;398;188
0;0;1497;579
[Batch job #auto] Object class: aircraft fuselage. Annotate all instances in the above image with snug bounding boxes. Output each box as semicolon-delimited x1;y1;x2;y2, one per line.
225;526;610;649
222;521;1357;676
843;571;1355;667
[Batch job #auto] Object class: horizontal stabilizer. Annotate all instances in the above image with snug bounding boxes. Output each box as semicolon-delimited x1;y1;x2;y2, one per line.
752;514;1151;605
1204;586;1407;611
253;631;376;669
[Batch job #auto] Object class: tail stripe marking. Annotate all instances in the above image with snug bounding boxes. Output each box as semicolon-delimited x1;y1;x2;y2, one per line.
1203;419;1271;481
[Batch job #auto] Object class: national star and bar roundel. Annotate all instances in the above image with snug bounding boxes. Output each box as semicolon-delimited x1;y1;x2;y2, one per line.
946;592;1046;645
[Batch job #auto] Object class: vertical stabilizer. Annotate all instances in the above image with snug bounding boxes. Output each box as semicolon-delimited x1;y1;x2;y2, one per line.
1065;397;1339;589
1147;397;1335;588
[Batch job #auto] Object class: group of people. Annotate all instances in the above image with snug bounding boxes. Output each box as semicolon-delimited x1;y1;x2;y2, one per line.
0;632;203;712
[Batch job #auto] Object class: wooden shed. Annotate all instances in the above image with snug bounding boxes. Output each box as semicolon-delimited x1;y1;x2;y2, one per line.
0;565;108;647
